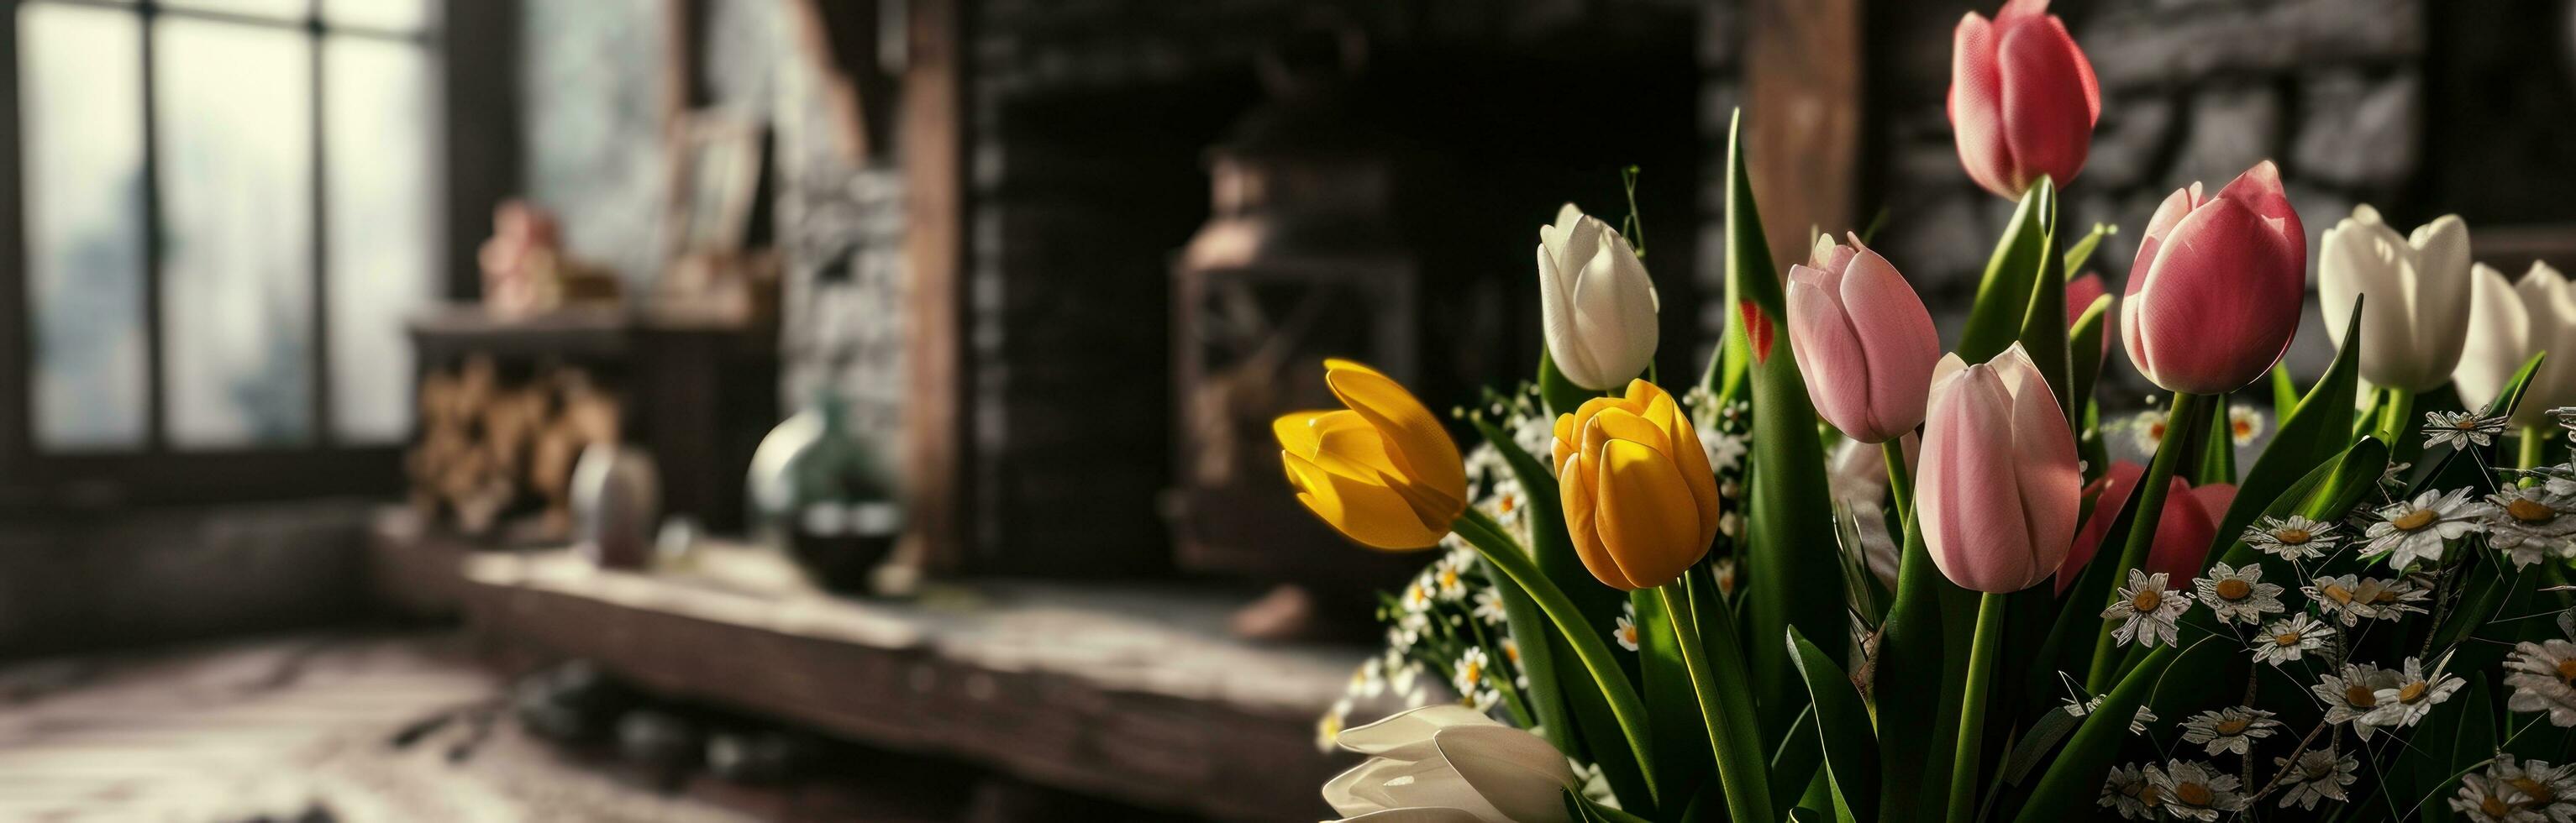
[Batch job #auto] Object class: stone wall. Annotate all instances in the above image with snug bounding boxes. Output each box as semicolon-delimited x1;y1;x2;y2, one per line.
1869;0;2429;392
0;501;380;658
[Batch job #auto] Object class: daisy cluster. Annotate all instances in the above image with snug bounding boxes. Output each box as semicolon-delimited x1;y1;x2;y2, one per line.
2085;409;2576;818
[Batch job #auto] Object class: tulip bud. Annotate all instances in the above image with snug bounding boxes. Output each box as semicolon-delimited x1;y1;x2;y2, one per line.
2122;161;2307;395
2320;205;2473;392
2458;262;2576;426
1538;203;1659;391
1948;0;2100;199
1920;343;2083;593
1786;233;1942;443
2053;460;2236;594
1275;359;1468;550
1323;705;1578;823
2068;270;2112;364
1553;380;1722;590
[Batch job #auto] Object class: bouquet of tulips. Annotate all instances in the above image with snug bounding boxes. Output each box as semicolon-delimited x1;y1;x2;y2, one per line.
1283;3;2576;821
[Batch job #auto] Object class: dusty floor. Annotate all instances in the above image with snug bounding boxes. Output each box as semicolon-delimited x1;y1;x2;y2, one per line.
0;632;761;823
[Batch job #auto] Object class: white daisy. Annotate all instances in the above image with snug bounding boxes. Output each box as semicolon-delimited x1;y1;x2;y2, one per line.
1612;604;1641;652
2102;569;2191;647
1452;647;1493;698
2100;763;2163;820
1702;429;1748;474
2127;409;2171;455
1348;658;1386;699
2506;638;2576;726
2426;410;2511;450
2243;514;2342;561
2252;614;2336;666
2228;403;2264;446
1400;574;1438;613
2192;563;2285;625
2457;772;2549;823
2150;759;2248;820
2179;705;2281;756
1713;557;1739;599
1389;660;1426;705
2068;694;2159;735
2490;756;2576;823
2273;748;2358;810
1471;589;1508;626
2364;655;2466;731
2314;662;2402;740
2305;574;2430;626
2362;487;2487;569
1387;611;1430;652
1499;636;1527;689
1430;557;1469;601
2489;486;2576;568
1316;697;1352;752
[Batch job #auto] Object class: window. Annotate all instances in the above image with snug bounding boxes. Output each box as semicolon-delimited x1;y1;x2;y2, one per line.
5;0;441;503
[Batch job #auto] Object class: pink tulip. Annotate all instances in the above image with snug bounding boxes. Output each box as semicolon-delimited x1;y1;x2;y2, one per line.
1786;233;1943;443
1920;343;2084;593
2122;161;2307;395
2053;461;2238;594
1949;0;2100;199
2068;271;2112;365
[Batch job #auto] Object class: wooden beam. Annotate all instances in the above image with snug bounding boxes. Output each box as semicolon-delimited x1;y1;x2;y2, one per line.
1743;0;1864;267
901;0;968;574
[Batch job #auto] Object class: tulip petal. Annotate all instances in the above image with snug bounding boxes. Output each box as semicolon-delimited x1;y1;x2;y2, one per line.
1337;705;1502;755
2144;477;2219;580
1560;452;1632;590
1323;756;1508;822
1838;239;1941;438
1538;233;1605;388
1285;452;1446;550
2458;263;2531;412
1273;411;1333;460
1584;408;1674;457
1643;385;1724;547
1922;364;2037;592
2407;214;2474;386
2056;459;2145;594
1995;14;2095;188
1595;438;1705;589
1325;360;1467;507
1571;233;1659;385
1438;726;1580;823
2000;345;2082;578
1328;809;1490;823
1948;13;2015;197
2129;197;2304;393
2321;215;2427;389
1787;265;1879;438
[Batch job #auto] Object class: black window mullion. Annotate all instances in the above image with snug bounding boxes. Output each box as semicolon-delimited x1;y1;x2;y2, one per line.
137;0;166;453
307;13;329;446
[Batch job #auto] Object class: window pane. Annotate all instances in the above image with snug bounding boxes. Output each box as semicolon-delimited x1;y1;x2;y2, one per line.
157;19;315;448
162;0;308;21
20;4;149;451
322;0;433;33
324;38;434;443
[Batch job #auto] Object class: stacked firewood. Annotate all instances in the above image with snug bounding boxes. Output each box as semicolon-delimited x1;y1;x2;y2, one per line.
409;357;623;538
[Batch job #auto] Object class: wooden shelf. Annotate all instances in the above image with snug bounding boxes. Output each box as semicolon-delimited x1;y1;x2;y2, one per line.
458;546;1366;822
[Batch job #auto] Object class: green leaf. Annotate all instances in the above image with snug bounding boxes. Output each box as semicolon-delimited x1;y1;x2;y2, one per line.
1538;347;1599;420
1958;176;2055;362
1632;587;1713;799
2194;393;2235;487
2268;363;2297;417
1566;790;1655;823
1770;704;1823;820
2066;296;2111;425
1788;627;1879;823
2016;197;2072;426
2059;222;2113;275
1467;417;1622;626
2209;295;2365;573
1723;107;1846;749
1873;518;1957;823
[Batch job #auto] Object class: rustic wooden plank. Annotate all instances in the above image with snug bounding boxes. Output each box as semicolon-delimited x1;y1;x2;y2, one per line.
902;0;970;575
1743;0;1864;263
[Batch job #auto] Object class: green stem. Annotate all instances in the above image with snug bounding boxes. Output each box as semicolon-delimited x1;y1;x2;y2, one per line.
1884;439;1914;532
2521;425;2548;472
1948;591;2006;823
2372;387;2416;448
1452;508;1661;800
1658;582;1772;823
2087;391;2205;690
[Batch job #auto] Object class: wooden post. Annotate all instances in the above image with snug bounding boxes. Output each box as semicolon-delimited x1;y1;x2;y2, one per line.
1743;0;1863;267
902;0;968;574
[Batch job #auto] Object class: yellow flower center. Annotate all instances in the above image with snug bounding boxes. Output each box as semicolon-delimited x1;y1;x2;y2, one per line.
2391;508;2438;531
2302;758;2335;779
2556;658;2576;686
2510;498;2558;523
2398;680;2428;704
2216;716;2253;735
2321;584;2355;605
2512;778;2558;803
2274;631;2304;647
2346;684;2379;707
2216;579;2253;600
2486;796;2515;817
2132;589;2163;611
1459;660;1484;685
2175;782;2214;807
2370;586;2405;605
2274;527;2314;544
2136;784;2163;808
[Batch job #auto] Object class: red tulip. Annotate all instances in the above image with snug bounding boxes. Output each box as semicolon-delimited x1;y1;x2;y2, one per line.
1948;0;2100;199
1786;233;1943;443
1920;343;2084;593
2121;161;2307;395
2053;460;2238;594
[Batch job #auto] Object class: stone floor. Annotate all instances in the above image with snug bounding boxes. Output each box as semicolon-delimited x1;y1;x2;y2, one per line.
0;632;765;823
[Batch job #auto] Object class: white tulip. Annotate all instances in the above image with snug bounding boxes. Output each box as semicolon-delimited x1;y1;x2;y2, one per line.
1323;705;1578;823
2458;262;2576;427
1538;203;1659;391
2319;205;2473;392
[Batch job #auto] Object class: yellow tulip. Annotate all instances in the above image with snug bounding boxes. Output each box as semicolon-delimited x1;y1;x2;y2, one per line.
1553;380;1722;590
1275;359;1467;550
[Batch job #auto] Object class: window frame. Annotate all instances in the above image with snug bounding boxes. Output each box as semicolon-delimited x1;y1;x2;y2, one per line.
0;0;487;508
